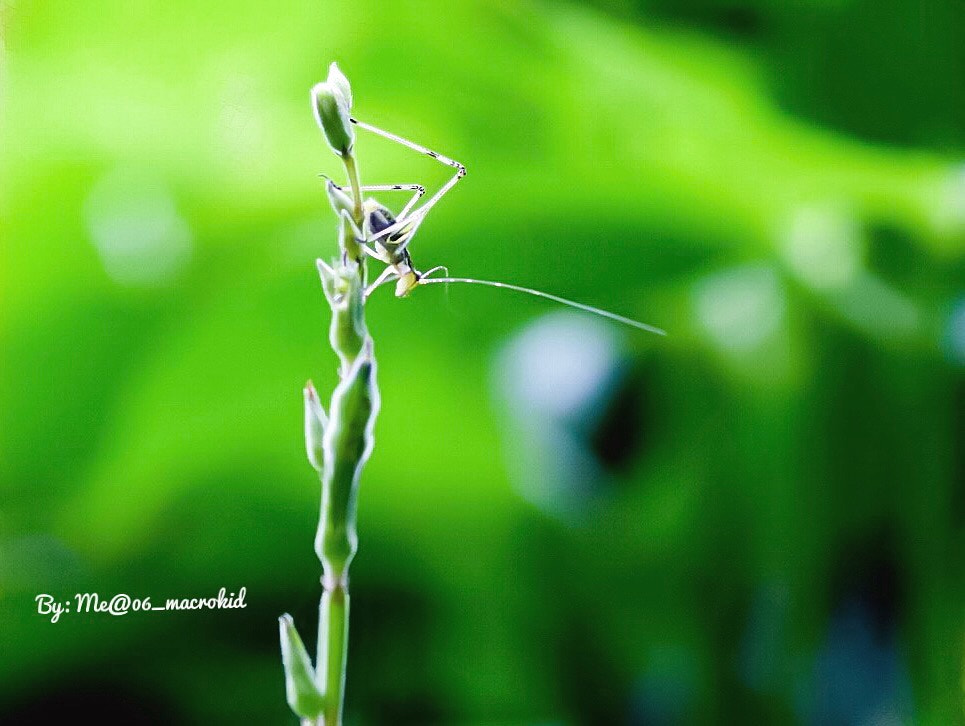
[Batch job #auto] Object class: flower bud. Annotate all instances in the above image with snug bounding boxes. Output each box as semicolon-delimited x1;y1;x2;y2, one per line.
311;63;354;156
325;179;355;218
314;340;379;574
316;258;367;373
304;381;327;472
278;614;326;719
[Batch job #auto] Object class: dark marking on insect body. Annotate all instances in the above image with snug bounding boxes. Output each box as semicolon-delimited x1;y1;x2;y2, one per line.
367;203;409;244
367;207;397;236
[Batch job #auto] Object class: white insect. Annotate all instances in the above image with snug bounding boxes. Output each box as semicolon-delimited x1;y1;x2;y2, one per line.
329;116;666;336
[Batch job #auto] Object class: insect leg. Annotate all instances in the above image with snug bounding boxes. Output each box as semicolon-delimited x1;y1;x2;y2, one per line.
418;265;449;282
361;243;391;264
350;119;465;177
350;118;466;245
327;181;427;218
333;208;383;262
364;266;398;298
397;186;427;218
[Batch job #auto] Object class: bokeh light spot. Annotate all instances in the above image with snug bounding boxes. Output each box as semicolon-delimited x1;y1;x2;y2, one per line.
782;204;862;291
84;167;192;287
498;310;624;422
693;264;786;354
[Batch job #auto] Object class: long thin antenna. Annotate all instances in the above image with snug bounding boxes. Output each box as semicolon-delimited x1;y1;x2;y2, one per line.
419;277;666;336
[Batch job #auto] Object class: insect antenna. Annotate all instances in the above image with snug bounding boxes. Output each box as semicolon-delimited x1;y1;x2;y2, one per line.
418;277;666;335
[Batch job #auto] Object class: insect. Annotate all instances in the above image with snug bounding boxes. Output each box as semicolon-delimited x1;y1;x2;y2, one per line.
326;116;666;336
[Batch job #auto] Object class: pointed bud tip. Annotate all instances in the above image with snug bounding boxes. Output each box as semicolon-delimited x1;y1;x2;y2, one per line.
316;258;334;280
325;179;355;217
304;382;328;471
327;62;352;108
279;613;326;719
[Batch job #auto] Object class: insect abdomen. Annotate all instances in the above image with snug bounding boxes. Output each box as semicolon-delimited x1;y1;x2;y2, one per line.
367;206;396;236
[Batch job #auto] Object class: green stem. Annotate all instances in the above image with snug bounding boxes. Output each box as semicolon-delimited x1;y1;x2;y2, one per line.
317;583;349;725
287;65;374;726
339;152;366;281
313;158;375;726
342;153;364;228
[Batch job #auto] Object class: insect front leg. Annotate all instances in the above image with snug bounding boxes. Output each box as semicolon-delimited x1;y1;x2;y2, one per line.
328;182;427;219
364;266;398;299
418;265;449;282
361;243;391;264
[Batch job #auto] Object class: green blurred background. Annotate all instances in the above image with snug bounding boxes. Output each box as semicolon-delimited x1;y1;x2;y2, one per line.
1;0;962;723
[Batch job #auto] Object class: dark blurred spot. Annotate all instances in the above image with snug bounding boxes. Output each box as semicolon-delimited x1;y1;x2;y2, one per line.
589;368;649;474
637;2;764;39
347;582;448;724
558;618;629;725
714;6;762;37
830;530;904;641
801;530;914;724
1;678;179;725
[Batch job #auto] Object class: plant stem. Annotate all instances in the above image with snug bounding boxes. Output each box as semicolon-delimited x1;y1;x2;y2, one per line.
342;153;364;227
317;583;349;726
312;154;374;726
285;65;375;726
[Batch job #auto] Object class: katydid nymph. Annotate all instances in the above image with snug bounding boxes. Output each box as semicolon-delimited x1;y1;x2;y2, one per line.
322;116;666;336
